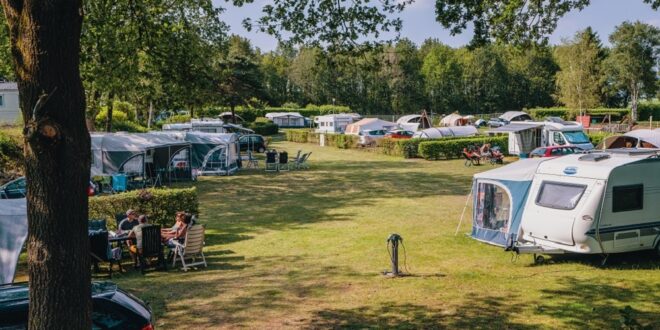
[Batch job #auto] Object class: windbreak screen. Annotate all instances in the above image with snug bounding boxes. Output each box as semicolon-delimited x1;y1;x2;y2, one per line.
475;183;511;232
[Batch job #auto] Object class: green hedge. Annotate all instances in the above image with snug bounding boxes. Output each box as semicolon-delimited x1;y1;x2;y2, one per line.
638;102;660;121
418;136;509;160
587;131;615;147
248;121;279;135
89;187;198;230
528;107;630;121
284;129;358;149
0;132;22;173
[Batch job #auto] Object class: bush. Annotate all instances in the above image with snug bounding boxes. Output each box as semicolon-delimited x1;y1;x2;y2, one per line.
89;187;198;230
638;102;660;121
95;106;148;132
325;133;359;149
587;131;614;147
0;132;22;174
282;102;301;109
164;114;191;124
285;129;311;143
529;107;630;121
248;121;279;135
418;136;509;160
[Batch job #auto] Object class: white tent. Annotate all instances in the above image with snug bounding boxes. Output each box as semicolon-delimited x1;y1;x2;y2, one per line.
500;111;532;122
0;198;27;284
265;112;306;127
440;114;465;126
345;118;397;135
412;126;478;139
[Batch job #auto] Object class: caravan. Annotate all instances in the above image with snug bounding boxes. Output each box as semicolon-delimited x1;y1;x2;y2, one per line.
471;150;660;257
487;117;594;155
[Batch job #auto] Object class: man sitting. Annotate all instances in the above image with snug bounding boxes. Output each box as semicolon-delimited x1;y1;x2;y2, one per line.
128;215;149;266
117;209;139;236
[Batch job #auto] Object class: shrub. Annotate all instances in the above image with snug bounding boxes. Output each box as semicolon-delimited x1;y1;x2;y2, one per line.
282;102;301;109
248;121;279;135
165;114;191;124
587;131;614;147
88;187;198;230
325;133;359;149
418;136;509;160
285;129;311;143
638;102;660;121
0;132;22;174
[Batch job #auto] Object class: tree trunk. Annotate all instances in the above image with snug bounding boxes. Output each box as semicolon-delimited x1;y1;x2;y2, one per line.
105;93;114;132
190;105;195;119
1;1;92;329
231;103;236;124
630;83;639;124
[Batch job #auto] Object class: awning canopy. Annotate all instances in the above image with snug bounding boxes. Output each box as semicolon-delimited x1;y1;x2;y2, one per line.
500;111;532;122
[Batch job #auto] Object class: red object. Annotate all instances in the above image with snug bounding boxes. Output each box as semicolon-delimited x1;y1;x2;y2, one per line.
87;182;96;196
576;115;591;128
141;324;154;330
529;146;580;158
384;130;414;139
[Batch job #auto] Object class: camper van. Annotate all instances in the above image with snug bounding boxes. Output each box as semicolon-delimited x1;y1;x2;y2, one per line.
487;117;594;155
471;150;660;258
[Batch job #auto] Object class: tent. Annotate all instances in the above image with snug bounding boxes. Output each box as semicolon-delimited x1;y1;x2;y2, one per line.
624;129;660;148
91;133;192;181
412;126;478;139
155;131;240;175
471;158;546;247
440;114;467;126
500;111;532;122
345;118;397;135
0;198;27;284
265;112;306;127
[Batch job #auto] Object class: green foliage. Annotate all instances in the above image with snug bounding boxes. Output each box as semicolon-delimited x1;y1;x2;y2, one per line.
285;129;358;149
95;106;148;132
248;121;279;136
637;102;660;121
285;130;311;143
375;138;434;158
88;188;198;230
164;114;192;124
282;102;301;109
587;131;615;147
529;107;630;120
418;136;509;160
0;132;22;173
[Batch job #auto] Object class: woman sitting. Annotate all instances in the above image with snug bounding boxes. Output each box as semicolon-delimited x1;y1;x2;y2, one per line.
162;212;192;247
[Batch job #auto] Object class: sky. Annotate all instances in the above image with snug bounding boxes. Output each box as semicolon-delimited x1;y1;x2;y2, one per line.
215;0;660;52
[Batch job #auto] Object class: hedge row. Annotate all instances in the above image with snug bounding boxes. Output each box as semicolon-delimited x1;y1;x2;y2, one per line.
89;187;198;230
418;136;509;160
247;121;279;135
284;129;359;149
529;103;660;121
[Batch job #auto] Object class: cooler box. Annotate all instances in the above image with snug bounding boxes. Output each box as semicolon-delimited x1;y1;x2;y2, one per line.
112;174;127;192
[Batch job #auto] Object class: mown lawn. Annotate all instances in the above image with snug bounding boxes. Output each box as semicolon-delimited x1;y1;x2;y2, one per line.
15;138;660;329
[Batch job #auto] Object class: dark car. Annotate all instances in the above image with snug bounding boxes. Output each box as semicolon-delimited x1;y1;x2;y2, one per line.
238;134;267;153
0;281;154;329
1;177;96;199
529;146;580;158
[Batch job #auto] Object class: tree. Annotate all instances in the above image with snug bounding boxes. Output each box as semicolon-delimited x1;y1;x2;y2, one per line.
217;36;264;123
0;7;12;81
433;0;659;45
554;28;604;116
421;43;463;113
0;0;92;329
604;21;660;122
382;39;425;114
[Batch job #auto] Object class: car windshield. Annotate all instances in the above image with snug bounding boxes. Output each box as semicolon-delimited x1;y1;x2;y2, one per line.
563;131;590;144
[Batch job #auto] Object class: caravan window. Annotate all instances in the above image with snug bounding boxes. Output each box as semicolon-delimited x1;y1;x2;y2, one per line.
612;184;643;212
475;183;511;232
536;181;586;210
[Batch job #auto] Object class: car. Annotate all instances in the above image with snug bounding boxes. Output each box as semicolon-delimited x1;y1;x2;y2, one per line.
487;118;509;128
0;281;154;329
529;146;581;158
238;134;267;153
358;129;387;146
384;129;414;139
1;177;96;199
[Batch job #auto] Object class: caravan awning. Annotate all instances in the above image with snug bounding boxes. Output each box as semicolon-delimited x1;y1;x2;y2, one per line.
487;123;543;133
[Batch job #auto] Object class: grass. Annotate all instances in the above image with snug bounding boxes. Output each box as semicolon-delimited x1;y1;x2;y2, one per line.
15;138;660;329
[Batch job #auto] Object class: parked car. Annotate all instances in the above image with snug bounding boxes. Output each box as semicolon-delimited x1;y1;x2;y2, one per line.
239;134;267;153
529;146;580;158
0;281;154;329
358;129;387;146
384;129;414;139
1;177;96;199
487;118;509;128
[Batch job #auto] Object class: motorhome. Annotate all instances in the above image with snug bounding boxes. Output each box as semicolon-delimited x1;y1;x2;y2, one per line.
487;117;594;155
471;150;660;258
314;114;359;134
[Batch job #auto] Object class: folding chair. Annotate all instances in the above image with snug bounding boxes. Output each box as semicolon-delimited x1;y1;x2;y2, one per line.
89;231;123;278
278;151;289;171
246;151;259;168
138;225;167;274
265;150;278;172
297;152;312;169
171;225;207;271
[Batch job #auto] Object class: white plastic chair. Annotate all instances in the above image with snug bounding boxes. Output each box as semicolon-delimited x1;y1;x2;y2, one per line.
171;224;207;271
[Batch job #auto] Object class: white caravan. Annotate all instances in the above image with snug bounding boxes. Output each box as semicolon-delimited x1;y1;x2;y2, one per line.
513;150;660;256
487;117;594;155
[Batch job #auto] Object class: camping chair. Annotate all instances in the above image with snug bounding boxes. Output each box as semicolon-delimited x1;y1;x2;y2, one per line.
291;150;302;166
246;151;259;169
265;150;278;172
89;230;123;278
278;151;289;171
137;225;167;274
296;152;312;170
462;150;480;167
171;224;207;271
98;176;114;194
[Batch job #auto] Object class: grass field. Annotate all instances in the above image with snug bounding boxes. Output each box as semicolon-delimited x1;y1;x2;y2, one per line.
14;138;660;329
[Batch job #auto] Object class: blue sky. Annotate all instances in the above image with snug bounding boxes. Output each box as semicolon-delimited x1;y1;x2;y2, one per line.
216;0;660;51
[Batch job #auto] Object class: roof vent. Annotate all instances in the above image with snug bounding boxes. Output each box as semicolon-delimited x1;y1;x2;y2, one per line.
579;153;611;162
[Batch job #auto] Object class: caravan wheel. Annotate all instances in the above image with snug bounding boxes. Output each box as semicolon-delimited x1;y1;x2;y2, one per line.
534;255;545;264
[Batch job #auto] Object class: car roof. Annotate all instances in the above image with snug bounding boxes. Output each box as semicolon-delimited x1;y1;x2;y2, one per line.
0;281;117;306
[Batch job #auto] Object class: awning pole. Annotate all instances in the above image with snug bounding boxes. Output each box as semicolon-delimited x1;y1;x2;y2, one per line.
455;187;473;236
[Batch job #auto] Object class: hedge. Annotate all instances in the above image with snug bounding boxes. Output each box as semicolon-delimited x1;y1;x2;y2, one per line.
89;187;198;230
528;107;630;121
587;131;615;147
418;136;509;160
285;129;358;149
638;102;660;121
248;121;279;135
0;132;22;174
375;137;464;159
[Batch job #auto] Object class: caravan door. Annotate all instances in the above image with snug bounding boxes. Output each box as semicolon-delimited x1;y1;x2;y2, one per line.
522;175;597;246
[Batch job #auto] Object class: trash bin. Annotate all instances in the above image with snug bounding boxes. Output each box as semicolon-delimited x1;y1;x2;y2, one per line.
112;174;127;192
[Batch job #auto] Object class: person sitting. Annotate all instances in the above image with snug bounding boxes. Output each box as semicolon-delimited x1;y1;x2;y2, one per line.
479;143;491;158
127;215;149;266
163;213;192;248
161;211;185;238
117;209;139;236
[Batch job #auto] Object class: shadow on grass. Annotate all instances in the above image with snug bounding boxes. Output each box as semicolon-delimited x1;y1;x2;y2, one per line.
196;160;472;240
536;277;660;328
531;250;660;270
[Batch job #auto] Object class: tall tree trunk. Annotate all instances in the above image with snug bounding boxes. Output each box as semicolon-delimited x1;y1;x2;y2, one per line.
630;83;639;124
231;103;236;124
105;93;114;132
190;105;195;119
1;1;92;329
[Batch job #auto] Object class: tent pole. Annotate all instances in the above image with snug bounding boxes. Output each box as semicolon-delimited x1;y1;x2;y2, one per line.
455;188;473;236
